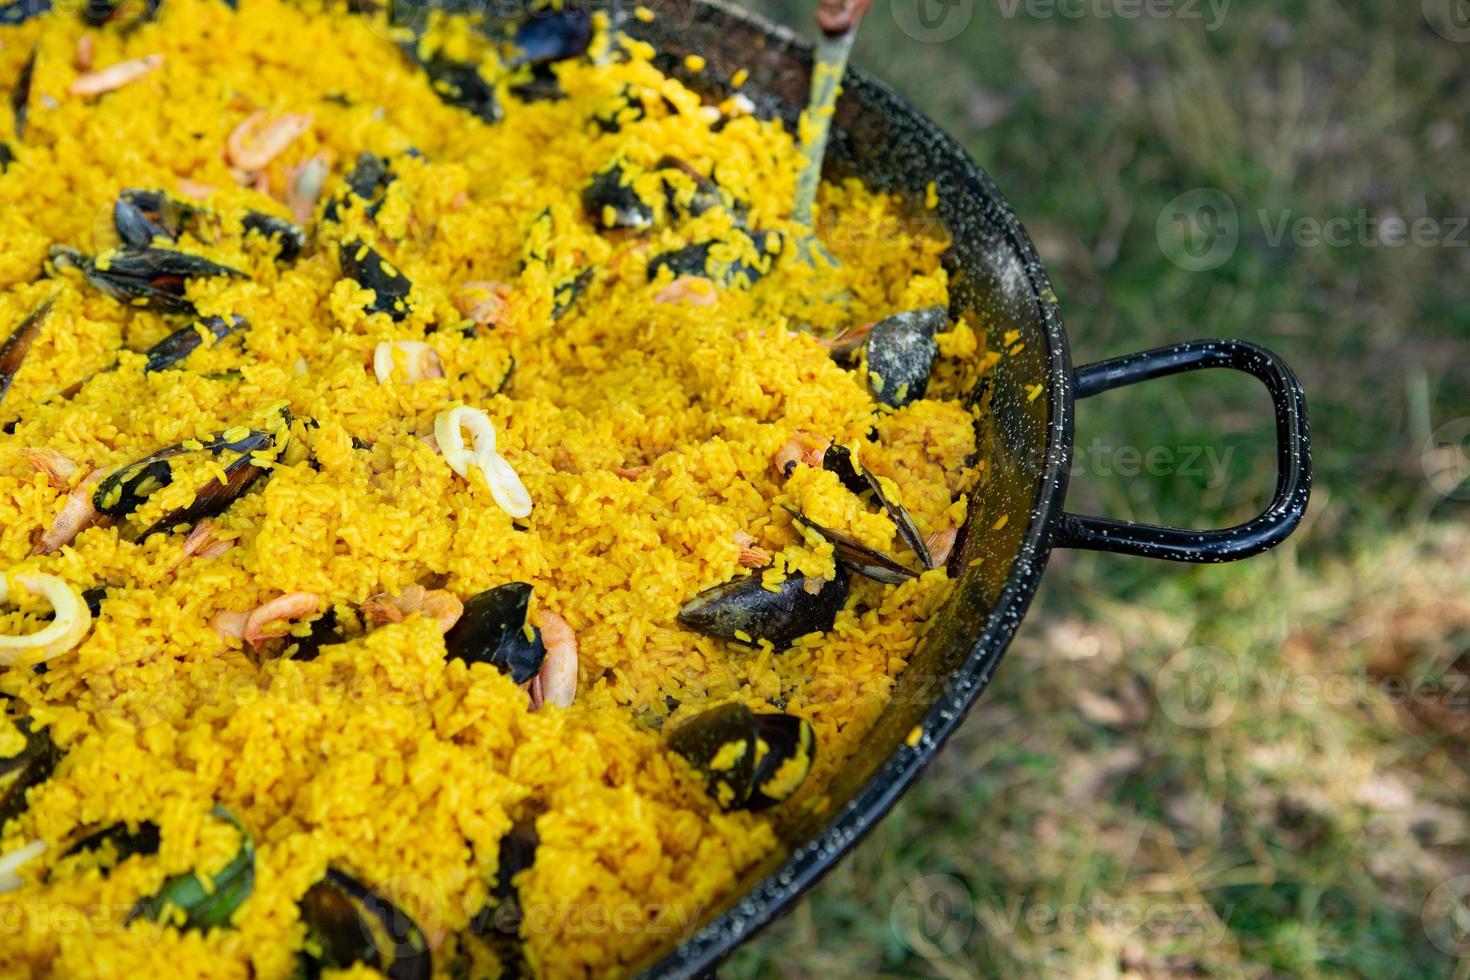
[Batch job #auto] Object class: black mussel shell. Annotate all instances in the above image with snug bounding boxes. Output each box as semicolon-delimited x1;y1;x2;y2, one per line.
143;314;247;372
81;586;109;617
647;229;781;288
655;156;743;224
582;161;655;231
0;142;14;171
677;569;849;650
421;53;501;124
470;817;538;940
82;0;162;29
129;804;254;931
444;583;546;684
286;609;348;662
551;268;594;320
0;295;55;406
786;508;917;585
322;152;396;225
12;45;35;140
865;307;946;408
821;444;934;570
52;245;246;317
93;427;275;540
241;212;306;262
114;188;206;248
512;7;592;65
0;718;60;825
667;703;815;811
509;63;565;103
63;820;161;868
591;85;645;133
339;239;413;321
299;868;432;980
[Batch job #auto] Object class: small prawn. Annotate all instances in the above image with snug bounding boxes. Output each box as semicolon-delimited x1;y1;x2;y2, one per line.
31;468;111;556
23;448;79;489
453;281;512;327
73;34;95;72
654;276;718;307
925;526;958;566
69;54;163;98
772;432;829;477
212;592;320;647
734;531;772;568
285;153;331;225
170;519;233;573
226;111;314;173
362;585;463;634
530;609;578;710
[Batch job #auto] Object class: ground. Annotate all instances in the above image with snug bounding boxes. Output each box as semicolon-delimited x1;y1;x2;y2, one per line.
729;0;1470;975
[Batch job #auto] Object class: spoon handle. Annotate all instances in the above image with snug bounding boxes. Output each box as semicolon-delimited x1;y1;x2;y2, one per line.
793;0;869;229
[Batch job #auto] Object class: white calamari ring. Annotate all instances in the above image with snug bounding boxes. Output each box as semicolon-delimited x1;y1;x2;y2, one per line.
434;406;497;478
0;574;92;666
473;449;533;519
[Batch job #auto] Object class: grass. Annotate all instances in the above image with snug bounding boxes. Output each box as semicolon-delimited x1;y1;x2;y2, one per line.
723;0;1470;975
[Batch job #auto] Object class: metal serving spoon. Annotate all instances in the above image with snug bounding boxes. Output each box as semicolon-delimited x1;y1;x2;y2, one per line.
791;0;872;265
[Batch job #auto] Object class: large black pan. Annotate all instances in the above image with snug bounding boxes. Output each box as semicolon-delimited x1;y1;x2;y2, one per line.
616;1;1311;975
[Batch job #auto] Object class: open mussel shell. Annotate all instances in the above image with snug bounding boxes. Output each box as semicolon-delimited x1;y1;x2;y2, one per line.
0;717;60;826
865;306;946;409
299;868;432;980
143;315;248;373
286;609;349;662
443;583;546;684
821;444;934;570
581;160;655;231
667;703;815;811
470;816;538;946
339;239;414;322
512;6;592;66
51;245;246;317
113;188;207;248
785;508;917;585
11;45;35;140
241;212;306;262
0;295;55;407
63;820;161;865
647;229;782;288
677;569;849;651
129;804;254;931
419;53;501;124
93;427;275;540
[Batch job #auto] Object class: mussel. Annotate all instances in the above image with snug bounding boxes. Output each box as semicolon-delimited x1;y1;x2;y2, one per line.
339;239;413;321
240;211;306;262
0;295;55;407
298;868;432;980
143;314;248;372
581;160;655;231
63;820;161;869
49;245;247;317
321;151;396;225
286;609;348;662
93;426;277;540
129;804;254;931
0;718;60;825
443;583;546;684
551;267;594;320
512;6;592;65
864;306;945;408
785;508;917;585
0;143;14;172
508;63;565;104
655;156;743;224
113;188;207;248
666;703;815;811
418;52;501;124
647;229;782;288
82;0;163;29
677;569;849;650
11;44;35;140
821;444;934;569
590;85;647;133
469;816;538;972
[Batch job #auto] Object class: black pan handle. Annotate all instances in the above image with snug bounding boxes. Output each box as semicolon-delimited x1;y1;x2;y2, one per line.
1052;339;1311;562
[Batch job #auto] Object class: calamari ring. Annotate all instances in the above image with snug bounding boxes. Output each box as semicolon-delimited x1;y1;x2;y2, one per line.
0;573;92;666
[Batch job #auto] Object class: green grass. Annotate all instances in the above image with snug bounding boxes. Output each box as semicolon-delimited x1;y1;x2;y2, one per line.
725;0;1470;975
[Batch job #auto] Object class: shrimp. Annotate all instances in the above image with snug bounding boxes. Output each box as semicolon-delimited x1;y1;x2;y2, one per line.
925;526;958;566
772;432;829;477
362;585;463;634
69;54;163;98
31;468;111;556
285;153;331;225
734;531;772;568
73;34;95;72
654;275;718;307
453;281;512;327
531;609;578;710
211;592;320;647
170;519;233;573
226;111;313;173
23;448;79;489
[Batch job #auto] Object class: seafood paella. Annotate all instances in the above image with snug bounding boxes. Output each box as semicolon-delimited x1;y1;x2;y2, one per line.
0;0;996;975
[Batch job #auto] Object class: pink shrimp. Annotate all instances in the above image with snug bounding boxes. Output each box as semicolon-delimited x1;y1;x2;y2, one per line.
772;432;829;478
73;34;95;72
23;448;79;490
925;526;958;566
530;609;578;710
362;586;463;634
211;592;320;647
30;468;111;556
69;54;163;98
169;520;233;573
818;321;875;358
654;275;718;307
285;153;331;225
453;281;512;327
733;531;772;568
226;111;313;172
176;178;216;200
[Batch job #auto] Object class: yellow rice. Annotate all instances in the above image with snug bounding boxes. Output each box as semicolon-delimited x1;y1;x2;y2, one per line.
0;1;994;975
